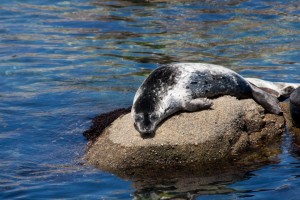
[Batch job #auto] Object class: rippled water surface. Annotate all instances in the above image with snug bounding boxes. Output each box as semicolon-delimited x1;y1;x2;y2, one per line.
0;0;299;199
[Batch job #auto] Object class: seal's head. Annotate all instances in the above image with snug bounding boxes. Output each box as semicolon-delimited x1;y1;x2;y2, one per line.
131;65;180;137
133;112;160;136
131;89;162;137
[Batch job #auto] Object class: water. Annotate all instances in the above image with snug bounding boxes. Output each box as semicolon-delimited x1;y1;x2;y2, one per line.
0;0;299;199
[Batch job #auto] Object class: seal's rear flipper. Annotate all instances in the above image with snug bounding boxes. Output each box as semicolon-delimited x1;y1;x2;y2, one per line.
246;77;300;99
250;84;282;115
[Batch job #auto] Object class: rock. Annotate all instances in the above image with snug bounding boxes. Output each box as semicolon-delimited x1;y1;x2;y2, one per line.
85;96;285;178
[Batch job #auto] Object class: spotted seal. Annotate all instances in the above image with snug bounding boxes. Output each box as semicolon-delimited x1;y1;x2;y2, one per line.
290;86;300;127
131;63;282;136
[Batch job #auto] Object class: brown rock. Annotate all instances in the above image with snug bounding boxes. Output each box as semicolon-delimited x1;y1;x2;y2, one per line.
85;96;285;177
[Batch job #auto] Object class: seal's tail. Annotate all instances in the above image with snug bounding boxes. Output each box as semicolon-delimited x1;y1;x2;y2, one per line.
250;84;282;115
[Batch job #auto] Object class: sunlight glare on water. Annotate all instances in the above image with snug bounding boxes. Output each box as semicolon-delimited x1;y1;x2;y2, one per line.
0;0;299;199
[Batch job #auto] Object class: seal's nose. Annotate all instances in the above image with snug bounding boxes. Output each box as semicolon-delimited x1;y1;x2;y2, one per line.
140;128;154;138
134;123;154;137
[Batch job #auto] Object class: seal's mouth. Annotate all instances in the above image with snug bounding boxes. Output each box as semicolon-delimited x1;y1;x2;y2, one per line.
134;123;155;138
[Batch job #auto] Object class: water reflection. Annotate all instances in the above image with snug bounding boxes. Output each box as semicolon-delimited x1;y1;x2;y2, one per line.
129;169;247;199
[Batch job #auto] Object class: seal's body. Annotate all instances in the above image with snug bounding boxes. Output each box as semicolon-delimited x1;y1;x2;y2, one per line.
132;63;282;136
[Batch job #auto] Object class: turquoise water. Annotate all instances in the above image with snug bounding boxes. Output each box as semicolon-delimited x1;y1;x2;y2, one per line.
0;0;299;199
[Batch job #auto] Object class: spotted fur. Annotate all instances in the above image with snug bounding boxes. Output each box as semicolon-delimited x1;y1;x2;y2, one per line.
132;63;282;136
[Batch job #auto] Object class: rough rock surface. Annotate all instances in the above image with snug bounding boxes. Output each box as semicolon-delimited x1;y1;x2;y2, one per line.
85;96;285;177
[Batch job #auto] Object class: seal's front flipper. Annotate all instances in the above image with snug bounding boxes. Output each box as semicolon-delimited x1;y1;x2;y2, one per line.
184;98;213;112
250;84;282;115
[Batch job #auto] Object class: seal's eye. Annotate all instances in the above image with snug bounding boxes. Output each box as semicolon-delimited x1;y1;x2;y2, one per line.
149;114;158;121
135;114;144;121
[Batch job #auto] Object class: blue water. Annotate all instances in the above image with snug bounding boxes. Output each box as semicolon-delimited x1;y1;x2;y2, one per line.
0;0;299;199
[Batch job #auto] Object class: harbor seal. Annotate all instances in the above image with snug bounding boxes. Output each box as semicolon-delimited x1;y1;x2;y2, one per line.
290;86;300;128
132;63;282;136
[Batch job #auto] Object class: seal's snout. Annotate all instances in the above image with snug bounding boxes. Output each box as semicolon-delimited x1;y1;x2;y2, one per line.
140;130;155;138
133;112;159;137
139;127;156;139
134;123;154;136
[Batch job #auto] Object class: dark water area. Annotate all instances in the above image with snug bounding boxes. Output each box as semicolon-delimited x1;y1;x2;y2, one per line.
0;0;299;199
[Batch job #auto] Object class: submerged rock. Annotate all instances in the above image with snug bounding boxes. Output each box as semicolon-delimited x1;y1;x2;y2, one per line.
85;96;285;177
